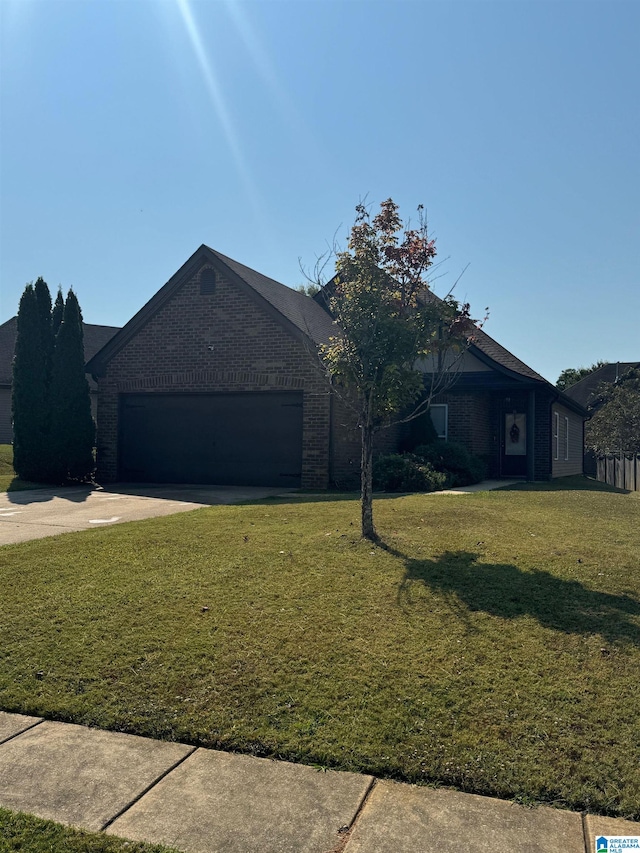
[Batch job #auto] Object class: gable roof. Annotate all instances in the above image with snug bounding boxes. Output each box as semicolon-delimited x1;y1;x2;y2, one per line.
562;361;640;409
83;245;586;417
87;244;336;375
314;275;585;413
314;275;547;384
0;316;120;389
212;249;336;345
415;287;549;384
467;328;547;384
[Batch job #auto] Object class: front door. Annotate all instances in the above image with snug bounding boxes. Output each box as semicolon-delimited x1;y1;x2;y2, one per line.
501;411;527;476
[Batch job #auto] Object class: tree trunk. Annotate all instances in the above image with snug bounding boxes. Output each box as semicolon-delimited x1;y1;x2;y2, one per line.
360;403;377;541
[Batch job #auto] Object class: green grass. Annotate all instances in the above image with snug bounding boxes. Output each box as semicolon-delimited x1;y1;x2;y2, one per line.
501;474;631;493
0;485;638;820
0;445;47;492
0;807;181;853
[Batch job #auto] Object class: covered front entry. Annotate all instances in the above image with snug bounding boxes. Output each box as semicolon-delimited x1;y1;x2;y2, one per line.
118;391;303;487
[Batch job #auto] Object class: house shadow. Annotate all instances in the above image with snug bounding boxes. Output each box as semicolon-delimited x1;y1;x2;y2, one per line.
97;483;315;506
385;545;640;646
498;476;631;495
4;482;391;508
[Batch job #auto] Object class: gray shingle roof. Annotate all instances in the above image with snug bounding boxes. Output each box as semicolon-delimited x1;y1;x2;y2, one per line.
80;245;585;417
0;316;120;389
314;275;586;415
209;248;336;346
562;362;640;409
315;276;547;383
469;327;548;383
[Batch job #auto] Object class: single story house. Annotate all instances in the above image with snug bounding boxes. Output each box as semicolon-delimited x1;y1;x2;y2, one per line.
563;361;639;475
562;362;640;411
0;316;120;445
86;245;588;488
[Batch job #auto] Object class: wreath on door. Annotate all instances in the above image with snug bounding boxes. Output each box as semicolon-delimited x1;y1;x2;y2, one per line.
510;417;520;443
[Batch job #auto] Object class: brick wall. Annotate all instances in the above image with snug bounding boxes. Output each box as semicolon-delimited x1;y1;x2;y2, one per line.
96;265;332;488
430;387;573;481
329;391;404;489
534;391;552;480
95;260;575;488
433;391;498;475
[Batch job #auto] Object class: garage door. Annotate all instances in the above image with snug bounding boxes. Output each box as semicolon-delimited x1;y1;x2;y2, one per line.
118;392;303;486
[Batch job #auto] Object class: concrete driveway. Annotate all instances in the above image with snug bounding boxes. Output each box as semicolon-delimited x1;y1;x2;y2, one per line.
0;484;293;546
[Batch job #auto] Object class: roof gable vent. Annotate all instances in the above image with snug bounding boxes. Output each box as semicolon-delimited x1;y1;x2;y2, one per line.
199;267;218;295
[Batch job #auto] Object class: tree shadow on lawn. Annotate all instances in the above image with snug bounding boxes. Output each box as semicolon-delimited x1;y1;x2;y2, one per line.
387;545;640;646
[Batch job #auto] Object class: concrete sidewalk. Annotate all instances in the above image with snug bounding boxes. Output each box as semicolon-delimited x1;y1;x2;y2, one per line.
0;712;637;853
430;478;519;494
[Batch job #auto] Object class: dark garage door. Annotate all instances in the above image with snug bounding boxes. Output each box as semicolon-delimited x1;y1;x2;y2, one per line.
118;392;303;487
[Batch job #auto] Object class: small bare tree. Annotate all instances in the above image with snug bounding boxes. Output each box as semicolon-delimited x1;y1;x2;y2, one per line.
316;199;478;541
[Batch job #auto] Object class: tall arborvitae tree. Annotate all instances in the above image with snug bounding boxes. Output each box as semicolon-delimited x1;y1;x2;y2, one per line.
49;290;95;482
33;278;54;477
12;278;54;481
51;288;64;337
12;285;41;480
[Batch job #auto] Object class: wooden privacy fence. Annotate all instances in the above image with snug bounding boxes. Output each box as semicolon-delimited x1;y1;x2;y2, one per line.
596;453;640;491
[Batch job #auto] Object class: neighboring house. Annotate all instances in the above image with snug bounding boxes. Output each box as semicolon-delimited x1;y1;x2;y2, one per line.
562;362;640;410
563;361;640;474
86;244;588;488
0;316;120;444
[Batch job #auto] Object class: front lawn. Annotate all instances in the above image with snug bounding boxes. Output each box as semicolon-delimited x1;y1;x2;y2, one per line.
0;486;638;819
0;445;46;492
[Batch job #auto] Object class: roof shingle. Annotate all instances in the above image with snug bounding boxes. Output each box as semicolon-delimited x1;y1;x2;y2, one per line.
209;248;336;346
0;316;120;389
562;362;640;409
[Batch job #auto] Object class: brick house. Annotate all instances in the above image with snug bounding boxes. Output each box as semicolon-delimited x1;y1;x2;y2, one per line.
0;316;119;445
423;334;587;481
86;245;587;488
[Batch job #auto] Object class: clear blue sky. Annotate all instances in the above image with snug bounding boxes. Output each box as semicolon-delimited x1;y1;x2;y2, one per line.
1;0;638;384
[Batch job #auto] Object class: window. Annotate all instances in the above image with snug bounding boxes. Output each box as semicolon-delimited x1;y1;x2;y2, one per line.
429;404;448;440
564;416;569;461
553;412;559;461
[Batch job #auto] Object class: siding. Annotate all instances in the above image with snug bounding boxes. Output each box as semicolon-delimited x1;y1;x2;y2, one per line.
0;387;11;444
551;403;584;477
416;349;493;373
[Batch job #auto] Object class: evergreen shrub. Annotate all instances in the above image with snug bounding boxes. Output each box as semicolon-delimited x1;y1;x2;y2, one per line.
413;441;486;487
373;453;447;493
